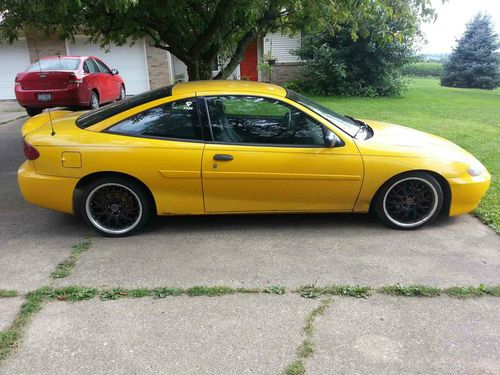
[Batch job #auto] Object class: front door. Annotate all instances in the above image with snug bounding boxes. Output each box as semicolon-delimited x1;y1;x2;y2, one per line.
239;39;259;81
201;95;363;213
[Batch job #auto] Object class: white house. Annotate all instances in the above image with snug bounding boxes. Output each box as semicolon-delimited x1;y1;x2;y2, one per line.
0;32;302;100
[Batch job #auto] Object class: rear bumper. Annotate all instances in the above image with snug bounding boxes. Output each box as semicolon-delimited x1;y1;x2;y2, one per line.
18;161;78;214
15;86;88;108
448;172;491;216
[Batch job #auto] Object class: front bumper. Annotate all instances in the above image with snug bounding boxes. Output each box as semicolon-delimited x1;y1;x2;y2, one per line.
18;161;78;214
448;171;491;216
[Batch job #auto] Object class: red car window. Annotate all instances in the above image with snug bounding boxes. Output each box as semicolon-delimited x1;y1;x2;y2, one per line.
85;59;100;73
94;59;112;74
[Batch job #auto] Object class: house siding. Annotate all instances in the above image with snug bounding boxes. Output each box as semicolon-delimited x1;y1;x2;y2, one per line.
263;33;301;63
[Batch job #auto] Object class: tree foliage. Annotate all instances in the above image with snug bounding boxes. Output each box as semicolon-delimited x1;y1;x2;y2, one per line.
1;0;436;81
291;1;434;97
441;14;499;90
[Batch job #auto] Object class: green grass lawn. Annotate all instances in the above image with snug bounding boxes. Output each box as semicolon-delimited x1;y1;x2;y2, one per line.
310;78;499;232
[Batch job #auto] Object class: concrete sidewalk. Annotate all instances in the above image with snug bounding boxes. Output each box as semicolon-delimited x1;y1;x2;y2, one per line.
55;213;500;289
309;295;500;374
0;101;25;124
1;295;316;375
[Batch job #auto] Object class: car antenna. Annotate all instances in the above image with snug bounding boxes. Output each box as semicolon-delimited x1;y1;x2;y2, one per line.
34;38;56;136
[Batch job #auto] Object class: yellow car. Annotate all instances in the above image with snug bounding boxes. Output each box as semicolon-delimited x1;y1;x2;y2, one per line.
18;81;490;236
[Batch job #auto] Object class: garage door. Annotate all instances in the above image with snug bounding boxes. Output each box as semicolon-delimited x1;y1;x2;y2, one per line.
67;37;150;95
0;39;31;99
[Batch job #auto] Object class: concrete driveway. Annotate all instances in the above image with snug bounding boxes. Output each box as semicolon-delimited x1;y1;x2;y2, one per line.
0;116;499;374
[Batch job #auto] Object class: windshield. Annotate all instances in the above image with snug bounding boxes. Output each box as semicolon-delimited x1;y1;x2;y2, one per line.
27;59;80;72
287;90;361;137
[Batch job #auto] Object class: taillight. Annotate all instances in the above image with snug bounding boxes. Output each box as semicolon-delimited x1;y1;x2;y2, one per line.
68;73;83;84
23;140;40;160
14;75;20;87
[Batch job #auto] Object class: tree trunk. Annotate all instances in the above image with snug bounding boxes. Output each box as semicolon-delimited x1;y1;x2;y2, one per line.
186;61;200;81
186;60;213;81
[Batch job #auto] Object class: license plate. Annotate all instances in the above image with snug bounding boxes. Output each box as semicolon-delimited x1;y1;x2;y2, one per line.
37;93;52;101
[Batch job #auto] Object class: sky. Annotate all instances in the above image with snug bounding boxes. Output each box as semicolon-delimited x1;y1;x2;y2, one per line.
420;0;500;54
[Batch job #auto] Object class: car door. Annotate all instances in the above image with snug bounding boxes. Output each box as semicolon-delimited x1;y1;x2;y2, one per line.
93;58;116;102
84;58;102;101
200;95;364;213
104;97;205;214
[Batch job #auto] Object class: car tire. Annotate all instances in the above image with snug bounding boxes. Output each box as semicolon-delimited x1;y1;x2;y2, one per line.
25;107;43;117
374;171;443;230
118;85;126;100
80;176;153;237
89;91;100;110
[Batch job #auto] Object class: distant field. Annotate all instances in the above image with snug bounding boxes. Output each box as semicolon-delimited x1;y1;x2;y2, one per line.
401;62;443;77
311;78;499;232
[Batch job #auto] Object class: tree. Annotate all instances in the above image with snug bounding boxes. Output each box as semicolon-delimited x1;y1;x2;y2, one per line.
292;21;417;96
0;0;436;81
441;14;500;89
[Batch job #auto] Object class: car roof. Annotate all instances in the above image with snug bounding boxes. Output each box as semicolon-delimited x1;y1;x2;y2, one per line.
40;56;86;60
172;80;287;97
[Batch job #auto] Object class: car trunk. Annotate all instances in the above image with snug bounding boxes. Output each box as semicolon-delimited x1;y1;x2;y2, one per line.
19;71;75;90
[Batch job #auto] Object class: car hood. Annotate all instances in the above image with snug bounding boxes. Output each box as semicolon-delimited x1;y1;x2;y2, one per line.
356;120;475;163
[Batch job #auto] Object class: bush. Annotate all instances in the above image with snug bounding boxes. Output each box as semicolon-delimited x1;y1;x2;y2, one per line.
293;27;414;97
401;62;443;77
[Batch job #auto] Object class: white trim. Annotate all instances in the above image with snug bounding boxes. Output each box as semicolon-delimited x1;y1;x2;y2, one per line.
63;39;70;56
142;38;151;90
166;51;174;84
257;38;263;82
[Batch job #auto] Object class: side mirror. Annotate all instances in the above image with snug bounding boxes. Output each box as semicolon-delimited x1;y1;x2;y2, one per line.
111;69;119;75
324;130;342;148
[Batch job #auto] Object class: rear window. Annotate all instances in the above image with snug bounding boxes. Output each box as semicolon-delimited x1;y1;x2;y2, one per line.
27;59;80;72
76;85;174;129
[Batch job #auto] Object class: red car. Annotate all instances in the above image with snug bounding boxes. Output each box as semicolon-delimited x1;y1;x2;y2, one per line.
15;56;126;117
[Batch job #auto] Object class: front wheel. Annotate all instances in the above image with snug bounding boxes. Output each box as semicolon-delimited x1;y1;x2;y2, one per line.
374;172;443;230
81;177;152;236
118;85;126;100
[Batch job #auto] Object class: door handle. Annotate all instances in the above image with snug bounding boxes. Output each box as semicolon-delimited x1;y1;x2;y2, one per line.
213;154;234;161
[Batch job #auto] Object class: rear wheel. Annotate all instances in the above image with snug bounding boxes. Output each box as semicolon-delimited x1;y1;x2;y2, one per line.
80;176;152;237
89;91;100;110
374;172;443;230
25;107;43;117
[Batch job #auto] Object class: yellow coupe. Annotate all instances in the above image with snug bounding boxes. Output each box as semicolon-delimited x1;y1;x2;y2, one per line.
18;81;490;236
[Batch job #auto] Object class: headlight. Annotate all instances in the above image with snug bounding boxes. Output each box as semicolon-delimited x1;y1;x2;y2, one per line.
467;162;485;176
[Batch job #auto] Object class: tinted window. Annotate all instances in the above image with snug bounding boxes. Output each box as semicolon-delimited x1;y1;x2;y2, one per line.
77;85;173;128
94;59;111;74
206;96;326;146
107;98;201;140
27;58;80;71
286;90;361;137
84;59;99;73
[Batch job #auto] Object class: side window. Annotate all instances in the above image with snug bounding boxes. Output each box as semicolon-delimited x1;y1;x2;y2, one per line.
205;96;326;146
83;61;90;73
85;59;100;73
107;98;202;140
94;59;111;74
